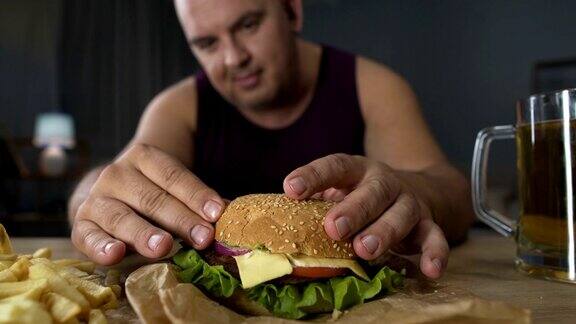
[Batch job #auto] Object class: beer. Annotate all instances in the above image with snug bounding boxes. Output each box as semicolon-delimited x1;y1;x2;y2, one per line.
516;119;576;276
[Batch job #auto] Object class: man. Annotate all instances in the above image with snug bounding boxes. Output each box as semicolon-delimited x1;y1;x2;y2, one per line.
68;0;474;280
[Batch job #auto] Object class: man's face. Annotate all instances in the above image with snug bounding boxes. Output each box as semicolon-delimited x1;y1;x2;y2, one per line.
175;0;300;109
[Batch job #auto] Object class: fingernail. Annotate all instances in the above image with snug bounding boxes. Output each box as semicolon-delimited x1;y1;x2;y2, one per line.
432;258;443;271
103;241;116;254
288;177;306;195
334;217;351;238
203;200;223;221
361;235;380;254
147;234;165;251
191;225;210;246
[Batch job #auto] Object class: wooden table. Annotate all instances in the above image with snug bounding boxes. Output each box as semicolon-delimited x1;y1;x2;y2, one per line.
11;228;576;323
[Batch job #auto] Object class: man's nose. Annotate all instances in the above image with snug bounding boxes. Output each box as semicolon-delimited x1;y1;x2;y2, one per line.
223;39;250;68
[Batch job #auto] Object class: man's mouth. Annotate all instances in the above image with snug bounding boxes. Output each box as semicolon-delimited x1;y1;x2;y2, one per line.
232;69;262;90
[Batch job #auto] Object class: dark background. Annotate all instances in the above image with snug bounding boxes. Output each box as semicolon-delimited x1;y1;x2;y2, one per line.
1;0;576;235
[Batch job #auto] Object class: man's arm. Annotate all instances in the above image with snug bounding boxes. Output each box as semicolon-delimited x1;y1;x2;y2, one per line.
356;57;474;243
67;77;226;265
68;77;198;225
282;56;474;280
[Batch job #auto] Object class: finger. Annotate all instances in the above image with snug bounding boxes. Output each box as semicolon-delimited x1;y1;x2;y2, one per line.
71;219;126;266
324;177;401;240
98;167;215;249
351;193;420;260
283;154;365;199
321;188;350;202
415;220;449;279
311;188;349;202
129;144;225;222
79;197;173;258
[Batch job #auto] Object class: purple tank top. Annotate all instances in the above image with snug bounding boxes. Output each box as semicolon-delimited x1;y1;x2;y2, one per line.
193;46;365;199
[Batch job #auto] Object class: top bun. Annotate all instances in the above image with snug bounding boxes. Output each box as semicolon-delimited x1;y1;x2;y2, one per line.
215;194;355;259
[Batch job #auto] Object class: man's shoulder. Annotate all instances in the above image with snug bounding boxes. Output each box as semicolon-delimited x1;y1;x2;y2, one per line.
151;76;197;109
355;56;408;90
143;76;199;131
354;55;419;125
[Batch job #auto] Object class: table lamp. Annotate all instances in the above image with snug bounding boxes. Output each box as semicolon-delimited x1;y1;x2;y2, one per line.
33;113;76;177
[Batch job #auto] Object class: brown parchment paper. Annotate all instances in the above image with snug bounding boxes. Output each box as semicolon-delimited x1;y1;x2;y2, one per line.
123;263;531;324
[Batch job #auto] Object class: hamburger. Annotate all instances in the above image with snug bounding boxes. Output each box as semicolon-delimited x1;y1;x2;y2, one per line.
172;194;404;319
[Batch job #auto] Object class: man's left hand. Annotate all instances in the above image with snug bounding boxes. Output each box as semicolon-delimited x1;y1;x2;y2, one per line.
283;153;449;279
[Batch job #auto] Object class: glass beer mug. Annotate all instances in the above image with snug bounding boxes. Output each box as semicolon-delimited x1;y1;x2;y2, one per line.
472;88;576;284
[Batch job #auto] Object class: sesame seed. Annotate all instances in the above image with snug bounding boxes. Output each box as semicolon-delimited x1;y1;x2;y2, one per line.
313;249;318;255
348;253;354;257
271;225;277;229
219;231;224;237
288;215;293;220
279;246;284;250
292;243;296;249
279;230;283;235
283;223;287;227
299;221;305;225
227;233;231;238
228;220;233;224
293;229;298;232
337;247;341;251
333;243;338;248
284;239;290;243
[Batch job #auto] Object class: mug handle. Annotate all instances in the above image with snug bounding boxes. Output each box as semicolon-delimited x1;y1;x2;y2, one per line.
471;125;517;237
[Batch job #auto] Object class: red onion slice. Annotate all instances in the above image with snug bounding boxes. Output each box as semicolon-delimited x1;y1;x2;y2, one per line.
214;241;251;256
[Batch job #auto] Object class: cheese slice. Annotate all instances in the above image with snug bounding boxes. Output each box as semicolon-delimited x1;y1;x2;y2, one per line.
233;250;293;288
287;254;370;280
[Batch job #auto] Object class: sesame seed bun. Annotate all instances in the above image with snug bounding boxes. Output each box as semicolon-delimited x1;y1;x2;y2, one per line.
215;194;355;259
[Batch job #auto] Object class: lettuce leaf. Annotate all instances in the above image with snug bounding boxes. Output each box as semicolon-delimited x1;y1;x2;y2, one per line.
173;249;240;298
173;249;404;319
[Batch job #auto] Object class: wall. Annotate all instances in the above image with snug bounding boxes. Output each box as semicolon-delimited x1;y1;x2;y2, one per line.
1;0;576;178
303;0;576;177
0;0;62;137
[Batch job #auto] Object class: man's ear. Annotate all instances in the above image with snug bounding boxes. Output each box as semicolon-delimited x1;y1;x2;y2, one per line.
282;0;303;32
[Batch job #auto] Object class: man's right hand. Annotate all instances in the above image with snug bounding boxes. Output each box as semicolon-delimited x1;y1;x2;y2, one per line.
70;144;225;265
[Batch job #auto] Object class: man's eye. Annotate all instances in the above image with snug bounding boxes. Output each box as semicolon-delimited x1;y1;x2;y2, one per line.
241;18;259;31
195;40;216;51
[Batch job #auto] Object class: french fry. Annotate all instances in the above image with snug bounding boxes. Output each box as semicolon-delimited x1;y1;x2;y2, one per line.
0;226;119;323
109;284;122;298
104;269;121;287
58;270;118;310
0;269;17;283
7;256;30;280
28;263;90;313
32;247;52;259
0;254;17;261
42;292;82;323
53;259;96;274
88;309;107;324
1;283;47;301
61;318;80;324
0;299;53;324
0;224;13;254
82;274;104;284
0;261;13;269
59;265;91;279
0;279;48;299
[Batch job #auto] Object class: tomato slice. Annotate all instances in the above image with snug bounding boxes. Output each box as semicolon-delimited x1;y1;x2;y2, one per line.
291;267;349;278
